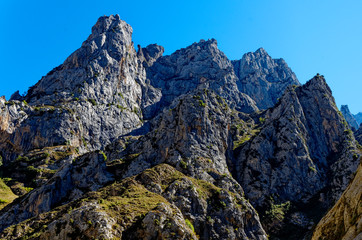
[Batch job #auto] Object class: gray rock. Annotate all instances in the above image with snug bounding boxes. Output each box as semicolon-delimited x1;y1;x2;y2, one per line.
353;112;362;126
232;48;300;109
0;14;145;164
341;105;359;130
142;39;258;119
0;150;113;231
354;125;362;145
232;75;360;238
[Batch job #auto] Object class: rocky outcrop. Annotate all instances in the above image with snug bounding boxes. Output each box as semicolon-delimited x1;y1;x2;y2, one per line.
312;161;362;240
0;150;113;231
354;112;362;126
0;14;145;164
232;75;360;239
341;105;359;130
142;39;258;119
232;48;300;110
355;125;362;145
0;164;267;240
0;14;360;240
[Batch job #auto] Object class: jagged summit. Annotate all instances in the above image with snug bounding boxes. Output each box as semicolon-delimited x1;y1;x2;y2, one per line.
232;48;300;109
142;38;259;119
0;15;359;240
341;105;359;130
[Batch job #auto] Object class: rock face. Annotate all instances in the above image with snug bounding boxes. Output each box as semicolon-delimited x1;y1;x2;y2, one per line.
0;14;144;164
0;150;113;231
142;39;259;119
354;112;362;126
355;125;362;145
341;105;359;130
232;75;360;239
232;48;300;109
312;161;362;240
0;14;360;240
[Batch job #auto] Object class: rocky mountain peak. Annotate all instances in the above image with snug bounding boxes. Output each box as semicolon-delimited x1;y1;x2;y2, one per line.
0;15;360;240
341;105;359;130
142;38;258;119
90;14;126;36
232;48;300;109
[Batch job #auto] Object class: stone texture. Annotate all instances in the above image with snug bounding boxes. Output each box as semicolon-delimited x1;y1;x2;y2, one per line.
355;125;362;145
142;39;258;119
354;112;362;126
312;161;362;240
341;105;359;130
0;164;267;240
0;14;360;240
232;48;300;109
0;150;113;231
0;14;145;164
232;75;361;239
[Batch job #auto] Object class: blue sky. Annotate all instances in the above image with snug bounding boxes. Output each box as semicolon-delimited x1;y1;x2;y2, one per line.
1;0;361;113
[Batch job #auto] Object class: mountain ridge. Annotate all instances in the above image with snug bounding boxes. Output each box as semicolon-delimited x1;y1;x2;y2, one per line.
0;14;360;240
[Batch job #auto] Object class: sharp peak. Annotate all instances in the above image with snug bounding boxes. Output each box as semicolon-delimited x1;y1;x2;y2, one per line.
255;47;268;55
189;38;218;48
91;14;131;36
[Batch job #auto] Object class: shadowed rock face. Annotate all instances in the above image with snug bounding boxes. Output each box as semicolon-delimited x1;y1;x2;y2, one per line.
232;76;360;239
232;48;300;110
341;105;359;130
355;125;362;145
354;112;362;125
312;161;362;240
142;39;259;119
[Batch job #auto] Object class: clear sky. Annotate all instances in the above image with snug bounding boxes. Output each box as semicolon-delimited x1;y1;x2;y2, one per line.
1;0;361;113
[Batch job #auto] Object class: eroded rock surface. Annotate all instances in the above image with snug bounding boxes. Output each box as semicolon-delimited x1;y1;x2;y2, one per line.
341;105;359;130
232;48;300;109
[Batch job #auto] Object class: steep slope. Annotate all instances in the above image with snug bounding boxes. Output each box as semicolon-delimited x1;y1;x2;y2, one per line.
355;126;362;145
232;75;360;239
354;112;362;126
0;14;145;166
141;39;259;119
0;89;268;239
232;48;300;109
341;105;359;130
312;161;362;240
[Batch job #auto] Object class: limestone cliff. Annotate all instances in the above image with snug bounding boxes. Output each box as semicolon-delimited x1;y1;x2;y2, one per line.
341;105;359;130
312;161;362;240
232;48;300;109
231;75;360;239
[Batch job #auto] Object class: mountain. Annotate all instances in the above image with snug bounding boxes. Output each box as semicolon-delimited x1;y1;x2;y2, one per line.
140;39;259;119
354;112;362;126
312;161;362;240
231;75;360;239
0;14;360;240
341;105;359;130
355;125;362;145
232;48;300;110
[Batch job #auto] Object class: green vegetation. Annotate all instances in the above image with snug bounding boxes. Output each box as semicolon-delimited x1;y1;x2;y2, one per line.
265;198;291;222
88;99;97;106
81;137;87;147
233;129;260;150
309;166;317;172
180;160;188;169
185;219;195;233
0;178;17;210
99;151;107;161
198;100;206;107
259;117;266;124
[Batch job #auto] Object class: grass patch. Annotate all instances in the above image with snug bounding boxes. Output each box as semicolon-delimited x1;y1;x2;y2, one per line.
0;178;17;210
